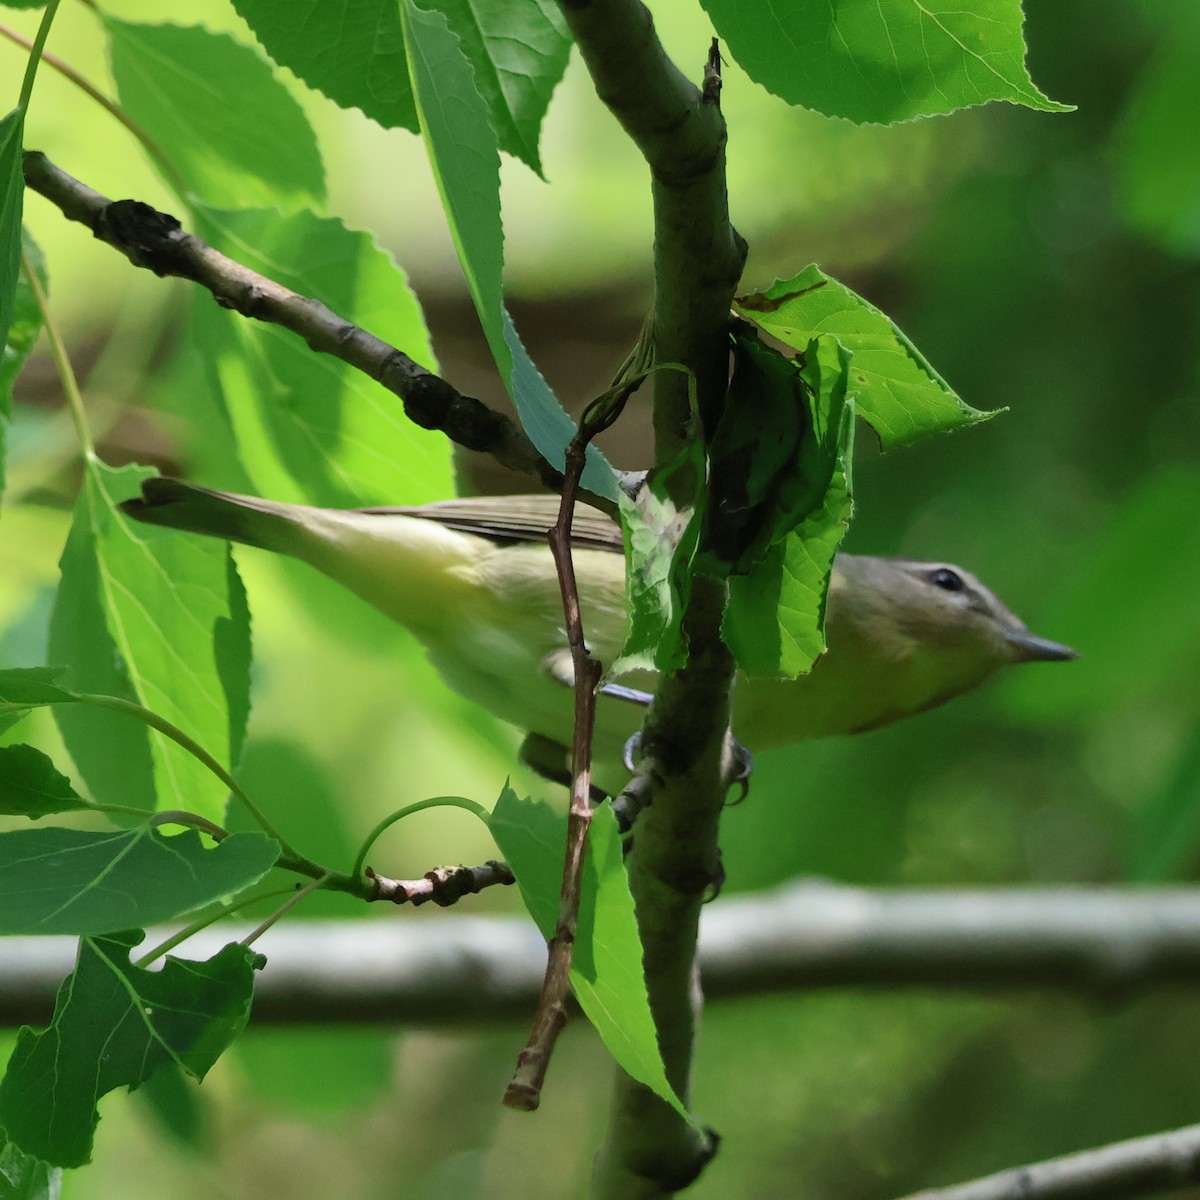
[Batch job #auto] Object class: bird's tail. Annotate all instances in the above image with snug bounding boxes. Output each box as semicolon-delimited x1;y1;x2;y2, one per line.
121;478;306;555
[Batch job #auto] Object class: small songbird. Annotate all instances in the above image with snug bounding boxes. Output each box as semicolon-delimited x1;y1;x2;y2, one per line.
122;479;1077;787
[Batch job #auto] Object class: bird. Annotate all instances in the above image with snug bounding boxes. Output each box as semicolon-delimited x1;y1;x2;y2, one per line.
121;478;1077;790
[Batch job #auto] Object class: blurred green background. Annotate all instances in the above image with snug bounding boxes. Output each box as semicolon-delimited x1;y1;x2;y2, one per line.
2;0;1200;1196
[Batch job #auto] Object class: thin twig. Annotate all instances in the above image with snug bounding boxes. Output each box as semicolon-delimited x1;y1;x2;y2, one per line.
19;151;617;514
367;860;516;907
502;415;606;1110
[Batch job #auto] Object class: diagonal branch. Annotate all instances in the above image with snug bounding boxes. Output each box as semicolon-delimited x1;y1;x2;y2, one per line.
896;1122;1200;1200
20;151;615;512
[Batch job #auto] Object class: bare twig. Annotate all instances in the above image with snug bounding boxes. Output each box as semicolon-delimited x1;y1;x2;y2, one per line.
897;1122;1200;1200
502;391;624;1109
20;151;617;513
368;860;515;907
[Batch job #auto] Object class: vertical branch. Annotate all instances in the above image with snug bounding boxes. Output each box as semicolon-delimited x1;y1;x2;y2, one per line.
555;4;745;1195
502;400;616;1109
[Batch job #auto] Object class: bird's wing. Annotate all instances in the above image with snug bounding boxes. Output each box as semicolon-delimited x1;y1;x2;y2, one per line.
360;495;625;553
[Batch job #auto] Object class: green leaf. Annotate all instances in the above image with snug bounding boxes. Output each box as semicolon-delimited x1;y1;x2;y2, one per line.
698;0;1072;125
0;932;263;1167
0;109;24;381
48;461;251;820
402;0;617;501
615;439;706;676
104;19;325;208
424;0;571;176
1;234;44;505
489;787;690;1122
724;396;855;678
0;826;279;935
231;0;417;131
0;668;74;736
738;266;994;448
188;205;453;507
0;1136;61;1200
0;745;87;818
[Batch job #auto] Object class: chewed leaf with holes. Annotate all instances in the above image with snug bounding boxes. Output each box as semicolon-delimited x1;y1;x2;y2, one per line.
47;461;250;820
0;826;279;935
0;931;263;1167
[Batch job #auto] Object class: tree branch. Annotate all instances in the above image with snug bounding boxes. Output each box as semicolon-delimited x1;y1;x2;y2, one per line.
897;1122;1200;1200
7;880;1200;1025
12;881;1200;1026
557;6;746;1193
20;151;617;512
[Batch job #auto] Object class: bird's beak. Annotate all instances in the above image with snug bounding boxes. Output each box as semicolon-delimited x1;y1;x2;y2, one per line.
1005;629;1079;662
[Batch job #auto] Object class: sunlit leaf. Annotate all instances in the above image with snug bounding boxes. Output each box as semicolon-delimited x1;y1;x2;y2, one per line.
424;0;571;175
231;0;417;131
0;745;87;818
402;0;616;500
105;19;324;207
699;0;1072;124
0;826;279;935
188;205;452;507
0;932;262;1167
48;461;250;820
489;787;690;1121
737;266;993;448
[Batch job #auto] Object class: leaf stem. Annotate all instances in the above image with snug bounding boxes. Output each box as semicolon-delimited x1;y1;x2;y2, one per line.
21;249;94;458
78;691;297;857
240;875;331;948
0;21;187;194
14;0;60;113
351;795;492;882
133;884;300;968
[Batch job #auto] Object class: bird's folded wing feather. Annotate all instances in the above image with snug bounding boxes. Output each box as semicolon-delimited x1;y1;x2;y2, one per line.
361;495;625;553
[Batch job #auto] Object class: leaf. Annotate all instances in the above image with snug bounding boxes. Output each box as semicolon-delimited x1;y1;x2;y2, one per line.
0;745;87;818
0;668;74;736
1;234;44;505
0;932;263;1167
102;22;321;210
187;204;453;507
402;0;617;501
104;19;325;208
698;0;1072;125
231;0;417;132
0;1136;61;1200
0;108;24;383
48;461;251;820
423;0;571;176
723;398;855;678
615;441;706;676
0;826;279;935
489;787;691;1122
737;266;994;448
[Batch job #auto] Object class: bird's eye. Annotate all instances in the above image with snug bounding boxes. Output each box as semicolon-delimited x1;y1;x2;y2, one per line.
928;567;964;592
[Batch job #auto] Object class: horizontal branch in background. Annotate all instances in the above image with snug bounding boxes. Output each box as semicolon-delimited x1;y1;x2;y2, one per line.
8;880;1200;1027
900;1121;1200;1200
19;152;612;509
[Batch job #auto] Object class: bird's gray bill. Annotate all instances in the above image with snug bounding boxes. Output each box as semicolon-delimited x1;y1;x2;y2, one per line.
1005;630;1079;662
